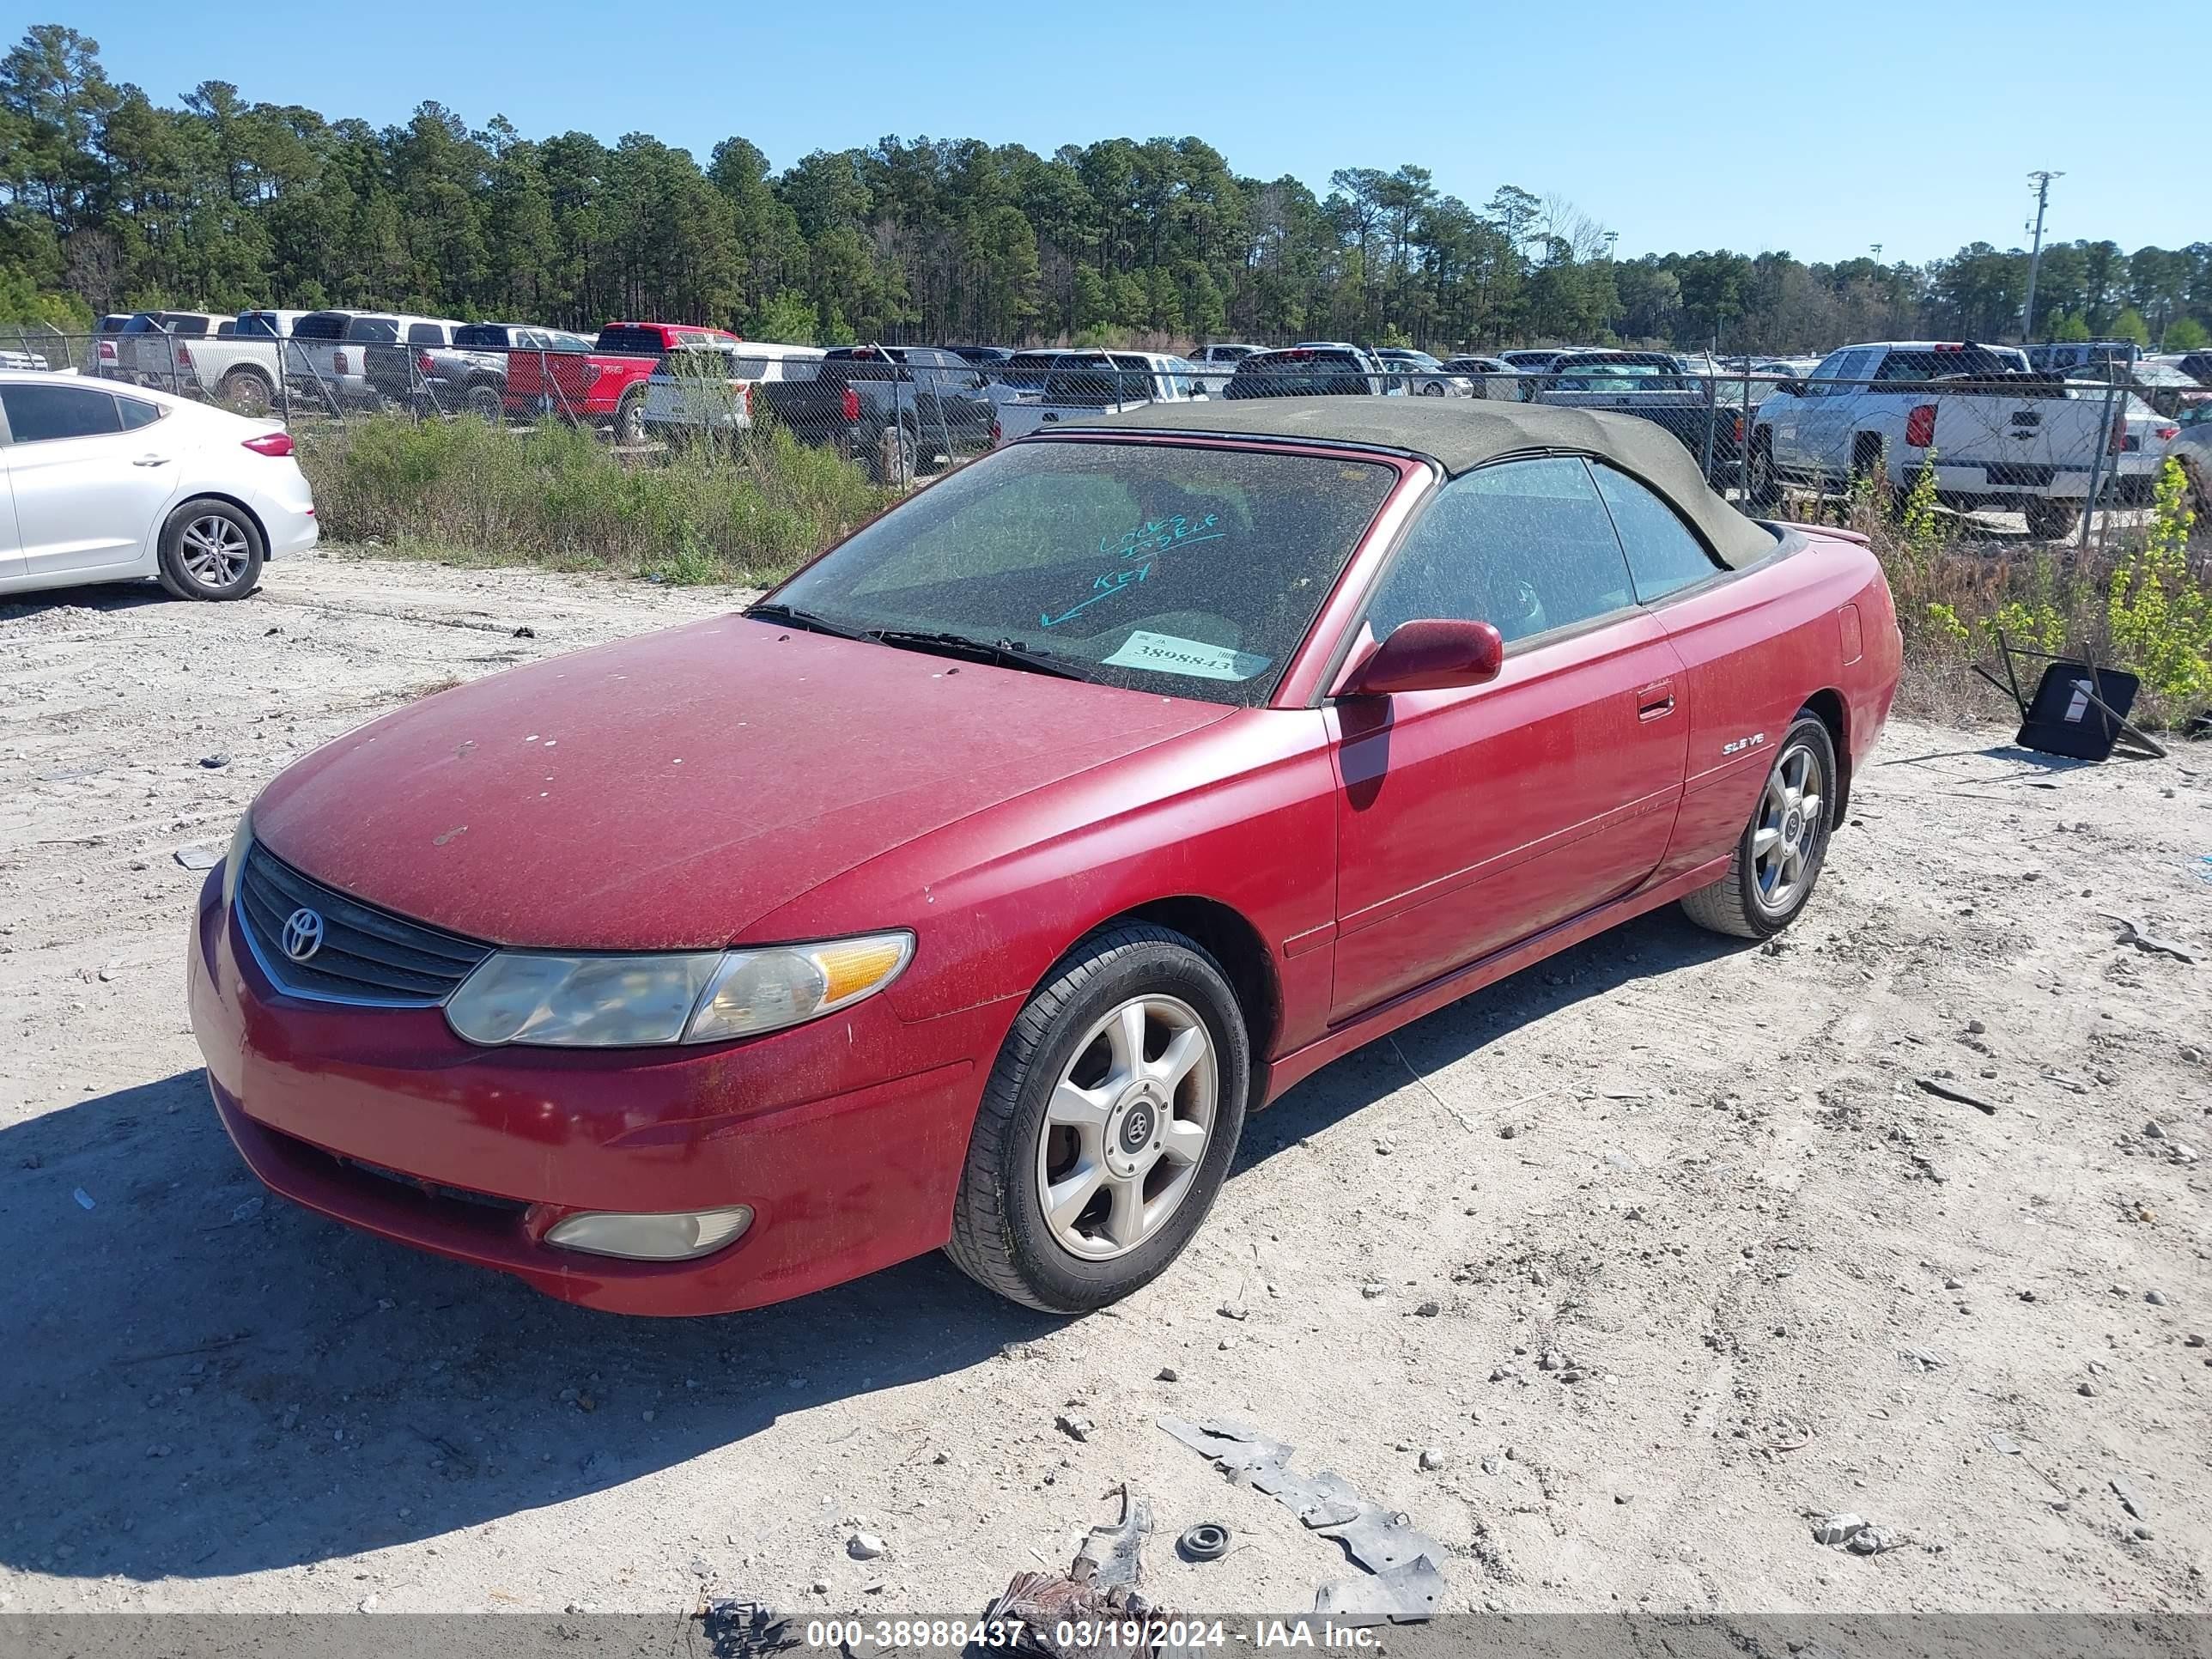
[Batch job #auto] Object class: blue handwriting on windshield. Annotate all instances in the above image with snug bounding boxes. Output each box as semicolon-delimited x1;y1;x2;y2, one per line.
1041;514;1223;630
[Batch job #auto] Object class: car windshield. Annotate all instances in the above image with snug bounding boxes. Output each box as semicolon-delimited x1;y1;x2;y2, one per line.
763;441;1400;707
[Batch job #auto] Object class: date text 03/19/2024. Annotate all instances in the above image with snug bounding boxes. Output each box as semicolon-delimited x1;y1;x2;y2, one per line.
800;1620;1385;1650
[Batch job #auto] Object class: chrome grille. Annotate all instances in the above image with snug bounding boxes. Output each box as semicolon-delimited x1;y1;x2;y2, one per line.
237;843;492;1006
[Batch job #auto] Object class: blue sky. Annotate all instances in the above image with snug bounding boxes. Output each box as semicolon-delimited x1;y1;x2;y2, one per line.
42;0;2209;264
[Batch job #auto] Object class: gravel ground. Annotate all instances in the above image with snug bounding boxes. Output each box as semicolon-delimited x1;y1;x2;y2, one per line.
1;551;2208;1617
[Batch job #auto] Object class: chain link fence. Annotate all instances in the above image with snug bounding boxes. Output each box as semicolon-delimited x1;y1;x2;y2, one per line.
9;319;2205;541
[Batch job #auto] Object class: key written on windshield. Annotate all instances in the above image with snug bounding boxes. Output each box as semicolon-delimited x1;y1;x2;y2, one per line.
1042;514;1224;630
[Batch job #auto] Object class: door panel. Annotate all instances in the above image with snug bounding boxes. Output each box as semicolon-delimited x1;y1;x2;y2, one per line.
1329;616;1688;1016
1;389;184;578
1643;546;1861;884
0;465;23;582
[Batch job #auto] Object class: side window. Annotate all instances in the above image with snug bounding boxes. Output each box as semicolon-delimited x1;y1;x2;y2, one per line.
1365;457;1635;646
118;396;165;430
1802;349;1848;398
406;323;445;346
1590;463;1723;601
2;384;124;441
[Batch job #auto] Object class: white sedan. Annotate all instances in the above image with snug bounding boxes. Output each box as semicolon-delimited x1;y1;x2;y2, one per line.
0;371;318;602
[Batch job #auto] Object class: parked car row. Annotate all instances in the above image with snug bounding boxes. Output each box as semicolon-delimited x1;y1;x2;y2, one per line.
0;369;319;603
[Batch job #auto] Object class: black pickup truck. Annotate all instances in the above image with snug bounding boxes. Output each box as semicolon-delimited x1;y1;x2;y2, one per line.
755;345;997;480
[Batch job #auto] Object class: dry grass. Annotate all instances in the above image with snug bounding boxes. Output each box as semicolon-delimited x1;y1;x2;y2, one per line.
1782;457;2210;731
295;414;892;586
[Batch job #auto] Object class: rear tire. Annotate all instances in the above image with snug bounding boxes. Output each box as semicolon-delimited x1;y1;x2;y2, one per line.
1746;434;1782;512
613;389;647;445
945;924;1250;1314
2025;499;2079;540
218;368;274;417
156;498;264;602
866;422;920;485
1680;714;1838;940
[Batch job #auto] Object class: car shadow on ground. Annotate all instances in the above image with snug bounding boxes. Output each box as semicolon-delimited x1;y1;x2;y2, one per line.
1241;905;1745;1164
0;908;1743;1583
0;577;185;619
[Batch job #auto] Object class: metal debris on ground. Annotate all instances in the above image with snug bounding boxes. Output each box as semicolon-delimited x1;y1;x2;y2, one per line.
1315;1554;1449;1626
173;844;221;871
1176;1522;1229;1563
981;1486;1166;1659
1073;1485;1149;1589
2106;918;2198;963
1915;1076;2000;1114
1157;1416;1447;1621
696;1598;803;1659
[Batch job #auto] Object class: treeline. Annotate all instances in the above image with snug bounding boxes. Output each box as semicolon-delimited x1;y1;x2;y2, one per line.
3;24;2208;354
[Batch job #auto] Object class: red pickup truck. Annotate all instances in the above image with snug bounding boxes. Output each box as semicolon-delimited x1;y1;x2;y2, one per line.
506;321;741;441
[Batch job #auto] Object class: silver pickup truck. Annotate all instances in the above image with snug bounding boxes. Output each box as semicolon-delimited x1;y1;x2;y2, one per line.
149;310;313;414
1751;341;2177;538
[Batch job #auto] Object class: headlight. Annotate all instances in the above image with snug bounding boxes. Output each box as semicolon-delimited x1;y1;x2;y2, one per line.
221;812;254;908
444;931;913;1048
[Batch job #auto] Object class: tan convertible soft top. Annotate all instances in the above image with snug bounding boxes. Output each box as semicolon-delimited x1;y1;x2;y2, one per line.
1060;396;1783;571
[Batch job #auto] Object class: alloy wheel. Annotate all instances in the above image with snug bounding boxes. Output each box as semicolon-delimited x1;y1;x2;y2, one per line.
1035;995;1218;1261
1751;740;1826;913
180;515;250;588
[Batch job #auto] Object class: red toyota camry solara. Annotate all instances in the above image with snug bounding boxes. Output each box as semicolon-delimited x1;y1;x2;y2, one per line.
188;399;1899;1316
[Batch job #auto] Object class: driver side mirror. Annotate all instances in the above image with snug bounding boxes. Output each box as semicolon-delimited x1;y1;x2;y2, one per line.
1338;618;1505;696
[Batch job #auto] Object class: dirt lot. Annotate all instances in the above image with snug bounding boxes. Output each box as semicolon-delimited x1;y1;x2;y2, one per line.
1;551;2208;1618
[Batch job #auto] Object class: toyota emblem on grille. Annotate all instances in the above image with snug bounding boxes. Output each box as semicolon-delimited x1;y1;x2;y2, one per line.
281;907;325;963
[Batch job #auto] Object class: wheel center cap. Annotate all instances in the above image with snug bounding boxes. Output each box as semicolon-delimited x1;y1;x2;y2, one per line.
1118;1098;1156;1154
1106;1085;1164;1175
1783;810;1802;844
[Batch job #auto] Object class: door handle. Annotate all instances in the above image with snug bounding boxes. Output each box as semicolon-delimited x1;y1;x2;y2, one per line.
133;454;173;467
1636;681;1676;721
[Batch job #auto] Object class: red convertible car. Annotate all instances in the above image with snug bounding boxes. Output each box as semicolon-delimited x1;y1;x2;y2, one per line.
187;400;1899;1316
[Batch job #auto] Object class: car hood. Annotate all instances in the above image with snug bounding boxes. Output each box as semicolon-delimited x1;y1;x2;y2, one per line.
251;617;1232;950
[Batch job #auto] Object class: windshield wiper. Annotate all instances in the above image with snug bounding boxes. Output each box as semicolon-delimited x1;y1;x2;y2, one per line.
744;601;871;641
866;629;1099;683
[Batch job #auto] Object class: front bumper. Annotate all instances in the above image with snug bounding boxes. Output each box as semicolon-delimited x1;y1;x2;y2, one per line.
185;866;994;1315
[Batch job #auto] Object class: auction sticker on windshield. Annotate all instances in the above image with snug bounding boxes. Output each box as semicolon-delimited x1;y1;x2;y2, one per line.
1102;630;1272;682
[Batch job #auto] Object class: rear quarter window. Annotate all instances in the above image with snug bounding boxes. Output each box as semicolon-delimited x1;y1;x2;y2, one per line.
3;383;125;441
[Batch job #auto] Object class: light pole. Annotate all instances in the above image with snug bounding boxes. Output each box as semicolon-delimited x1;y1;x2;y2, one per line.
2021;170;2063;344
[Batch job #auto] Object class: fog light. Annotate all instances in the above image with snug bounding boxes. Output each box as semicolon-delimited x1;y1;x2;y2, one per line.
543;1206;754;1261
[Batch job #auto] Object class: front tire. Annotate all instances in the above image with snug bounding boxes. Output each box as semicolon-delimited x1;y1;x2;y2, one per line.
945;924;1250;1313
613;389;647;445
465;383;504;423
1680;714;1838;939
2024;499;2079;540
156;499;264;601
